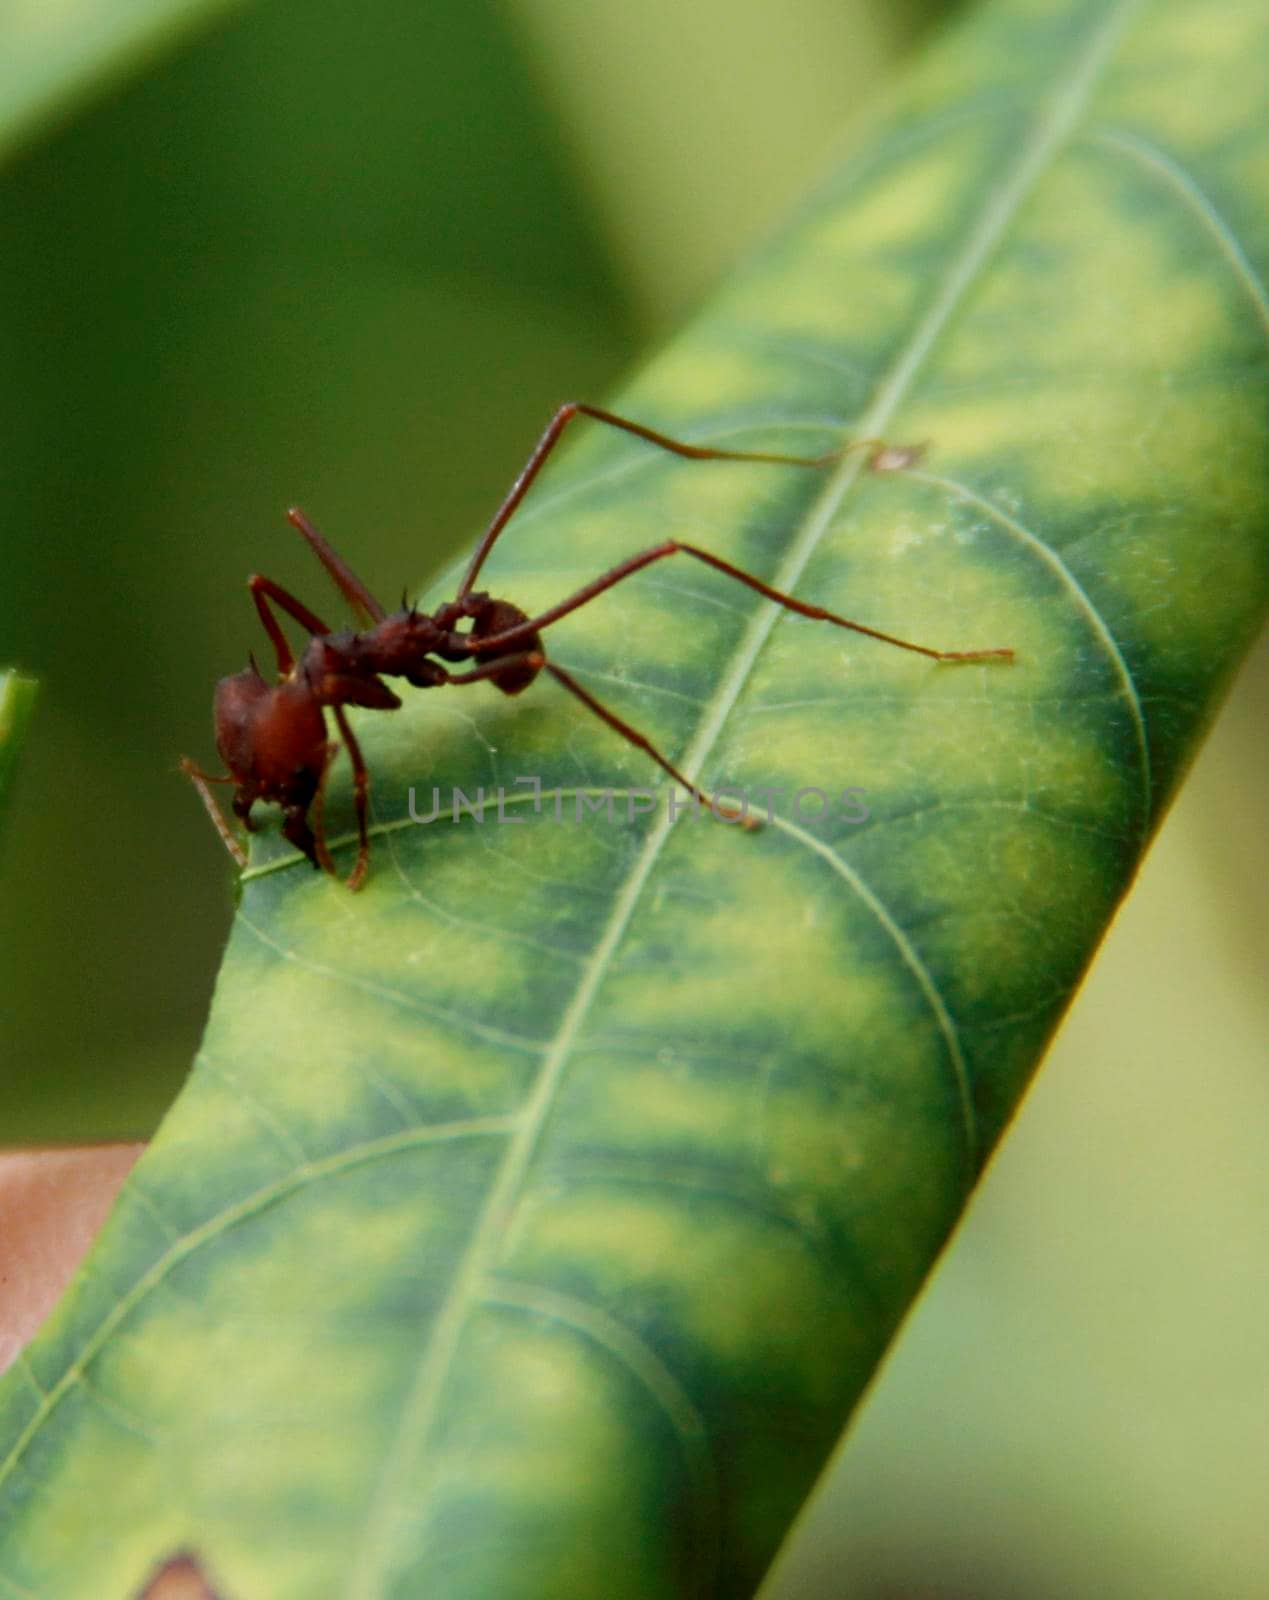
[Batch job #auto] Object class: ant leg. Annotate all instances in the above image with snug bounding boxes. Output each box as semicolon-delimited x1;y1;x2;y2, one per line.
287;508;387;625
443;649;748;820
331;706;372;891
541;660;755;827
181;758;248;867
249;575;334;675
307;740;342;879
462;541;1014;664
456;401;917;600
444;652;543;687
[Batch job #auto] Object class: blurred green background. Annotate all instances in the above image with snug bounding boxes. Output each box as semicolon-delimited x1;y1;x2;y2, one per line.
0;1;1264;1595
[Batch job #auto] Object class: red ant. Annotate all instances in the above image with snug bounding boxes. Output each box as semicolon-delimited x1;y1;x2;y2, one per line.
183;404;1013;890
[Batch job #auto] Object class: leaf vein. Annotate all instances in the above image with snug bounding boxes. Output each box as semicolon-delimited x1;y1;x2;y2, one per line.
1089;125;1269;335
765;813;978;1163
911;467;1152;836
485;1278;721;1600
377;824;586;967
237;911;546;1055
0;1118;518;1495
195;1051;312;1165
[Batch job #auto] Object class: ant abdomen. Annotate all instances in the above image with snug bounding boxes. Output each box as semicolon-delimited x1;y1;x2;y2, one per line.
215;670;326;797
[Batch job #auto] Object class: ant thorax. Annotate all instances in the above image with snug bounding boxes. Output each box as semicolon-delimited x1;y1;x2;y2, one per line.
301;618;447;698
368;611;448;672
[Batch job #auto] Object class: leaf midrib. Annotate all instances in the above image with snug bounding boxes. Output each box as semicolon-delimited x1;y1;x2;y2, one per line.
346;2;1144;1591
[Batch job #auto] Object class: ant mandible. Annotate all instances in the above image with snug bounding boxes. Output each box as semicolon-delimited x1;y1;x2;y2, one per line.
183;403;1013;890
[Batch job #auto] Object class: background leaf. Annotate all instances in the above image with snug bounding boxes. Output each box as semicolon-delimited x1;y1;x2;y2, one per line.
0;0;636;1141
0;671;37;830
2;0;1266;1597
0;0;249;167
503;0;939;319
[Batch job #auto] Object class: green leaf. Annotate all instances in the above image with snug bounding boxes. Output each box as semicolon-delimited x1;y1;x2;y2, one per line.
0;0;249;167
0;671;37;832
2;0;1266;1593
